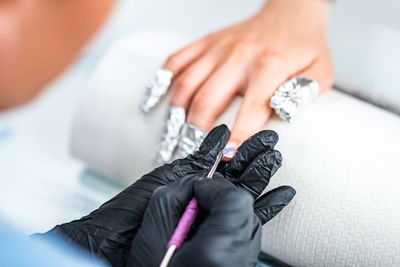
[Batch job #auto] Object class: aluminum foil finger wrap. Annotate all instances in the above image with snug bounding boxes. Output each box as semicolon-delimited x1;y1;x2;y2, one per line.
140;69;173;113
154;106;186;164
172;123;207;161
270;76;320;122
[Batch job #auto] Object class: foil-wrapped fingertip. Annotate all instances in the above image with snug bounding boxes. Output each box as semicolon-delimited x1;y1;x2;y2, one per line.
270;76;320;122
140;69;173;113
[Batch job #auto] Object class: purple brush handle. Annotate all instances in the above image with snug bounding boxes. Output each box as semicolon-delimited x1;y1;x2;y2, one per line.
167;198;199;249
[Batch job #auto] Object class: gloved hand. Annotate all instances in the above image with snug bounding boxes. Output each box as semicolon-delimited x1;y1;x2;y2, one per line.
128;175;295;267
34;125;284;267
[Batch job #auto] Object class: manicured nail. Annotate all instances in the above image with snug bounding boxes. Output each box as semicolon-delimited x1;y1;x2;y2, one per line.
223;142;237;161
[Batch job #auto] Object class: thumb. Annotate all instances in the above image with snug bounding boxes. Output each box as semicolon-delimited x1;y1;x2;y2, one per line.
172;176;259;267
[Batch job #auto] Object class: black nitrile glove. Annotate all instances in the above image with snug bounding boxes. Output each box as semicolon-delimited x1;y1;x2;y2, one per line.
34;125;286;266
129;175;295;267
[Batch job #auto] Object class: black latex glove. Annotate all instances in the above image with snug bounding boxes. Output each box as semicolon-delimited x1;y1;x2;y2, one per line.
34;125;284;266
129;175;295;267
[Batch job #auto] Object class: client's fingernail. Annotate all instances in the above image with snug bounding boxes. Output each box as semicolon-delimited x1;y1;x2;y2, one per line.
222;142;237;161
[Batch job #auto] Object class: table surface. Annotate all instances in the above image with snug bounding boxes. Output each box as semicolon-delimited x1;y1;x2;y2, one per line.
0;0;399;234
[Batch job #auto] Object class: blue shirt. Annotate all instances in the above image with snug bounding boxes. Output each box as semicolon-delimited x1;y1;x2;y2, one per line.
0;221;106;267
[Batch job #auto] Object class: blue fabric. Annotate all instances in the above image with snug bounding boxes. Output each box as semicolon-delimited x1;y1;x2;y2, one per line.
0;221;105;267
256;261;272;267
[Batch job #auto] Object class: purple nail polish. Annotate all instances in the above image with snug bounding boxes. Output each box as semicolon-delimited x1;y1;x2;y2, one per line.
223;142;237;159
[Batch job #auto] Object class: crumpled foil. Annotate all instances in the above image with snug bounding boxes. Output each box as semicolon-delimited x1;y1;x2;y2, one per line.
153;106;186;164
140;69;173;113
270;76;320;122
172;123;207;161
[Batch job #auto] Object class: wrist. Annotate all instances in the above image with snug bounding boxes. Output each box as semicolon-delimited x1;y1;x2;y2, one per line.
258;0;332;31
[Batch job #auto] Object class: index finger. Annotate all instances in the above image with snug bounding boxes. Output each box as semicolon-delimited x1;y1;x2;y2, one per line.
220;130;279;179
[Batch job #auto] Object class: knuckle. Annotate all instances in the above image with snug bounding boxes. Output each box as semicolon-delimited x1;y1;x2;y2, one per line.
203;32;216;42
230;39;252;57
173;76;192;92
190;92;218;120
256;52;284;70
213;37;231;50
191;93;212;114
165;53;180;68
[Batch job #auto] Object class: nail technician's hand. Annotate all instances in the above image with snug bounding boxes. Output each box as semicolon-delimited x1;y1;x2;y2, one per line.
129;175;295;267
33;125;285;267
165;0;333;150
33;125;230;267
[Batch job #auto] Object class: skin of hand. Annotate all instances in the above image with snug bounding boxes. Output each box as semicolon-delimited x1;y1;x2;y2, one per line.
164;0;334;154
0;0;114;110
128;175;295;267
33;125;285;267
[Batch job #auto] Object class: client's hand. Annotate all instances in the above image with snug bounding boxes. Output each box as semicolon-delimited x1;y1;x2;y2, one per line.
164;0;334;149
128;175;295;267
35;125;284;267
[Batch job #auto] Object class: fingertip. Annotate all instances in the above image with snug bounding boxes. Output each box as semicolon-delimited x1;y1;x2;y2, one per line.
222;129;280;172
222;141;238;162
264;130;279;143
254;185;296;225
256;185;296;210
252;130;279;147
209;124;230;143
198;124;230;154
221;131;248;161
277;185;296;204
228;125;277;155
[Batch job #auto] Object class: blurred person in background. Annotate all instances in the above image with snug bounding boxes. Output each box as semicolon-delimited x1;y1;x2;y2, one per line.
0;0;113;109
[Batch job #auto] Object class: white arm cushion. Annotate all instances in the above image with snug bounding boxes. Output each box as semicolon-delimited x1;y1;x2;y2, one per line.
70;32;400;266
259;92;400;266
